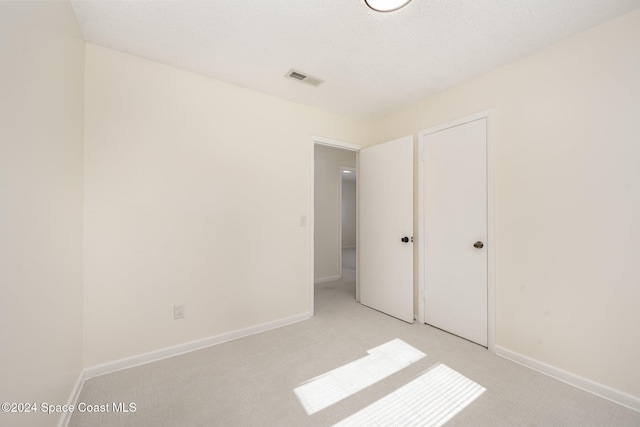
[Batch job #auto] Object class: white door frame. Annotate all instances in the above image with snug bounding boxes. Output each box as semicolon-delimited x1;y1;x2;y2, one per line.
417;110;495;351
310;136;362;316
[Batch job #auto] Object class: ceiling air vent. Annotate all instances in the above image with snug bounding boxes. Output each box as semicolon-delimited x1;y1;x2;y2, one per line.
285;69;324;87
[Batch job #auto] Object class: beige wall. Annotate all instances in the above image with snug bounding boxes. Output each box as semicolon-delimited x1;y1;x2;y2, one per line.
369;9;640;398
314;145;357;281
0;2;85;426
2;0;638;415
83;45;367;366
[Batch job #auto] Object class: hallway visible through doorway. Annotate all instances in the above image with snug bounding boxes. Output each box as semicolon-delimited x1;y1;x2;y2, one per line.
341;247;356;286
313;143;357;298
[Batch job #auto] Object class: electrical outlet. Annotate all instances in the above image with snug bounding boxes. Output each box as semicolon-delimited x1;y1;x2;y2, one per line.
174;304;185;320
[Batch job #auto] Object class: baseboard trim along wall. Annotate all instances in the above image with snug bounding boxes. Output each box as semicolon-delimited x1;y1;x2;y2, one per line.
314;275;341;284
59;312;313;426
58;313;313;427
495;346;640;413
58;371;87;427
60;312;312;425
84;312;312;379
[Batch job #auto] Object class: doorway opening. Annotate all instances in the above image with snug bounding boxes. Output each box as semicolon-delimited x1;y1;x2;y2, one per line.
311;138;361;314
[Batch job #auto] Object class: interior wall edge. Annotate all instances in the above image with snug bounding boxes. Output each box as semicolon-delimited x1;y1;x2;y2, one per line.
57;372;87;427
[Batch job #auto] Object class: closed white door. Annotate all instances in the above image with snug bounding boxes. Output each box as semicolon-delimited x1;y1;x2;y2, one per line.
359;136;414;323
423;118;488;346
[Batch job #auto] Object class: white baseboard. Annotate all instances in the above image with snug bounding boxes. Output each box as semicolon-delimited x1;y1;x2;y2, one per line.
495;345;640;413
84;312;312;379
59;312;311;426
60;312;311;426
314;275;341;284
58;370;86;427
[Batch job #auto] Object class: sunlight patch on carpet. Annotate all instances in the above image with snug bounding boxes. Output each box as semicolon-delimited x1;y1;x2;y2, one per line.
334;363;485;426
294;339;426;415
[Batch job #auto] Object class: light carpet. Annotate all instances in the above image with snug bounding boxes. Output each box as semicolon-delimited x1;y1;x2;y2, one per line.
70;270;640;426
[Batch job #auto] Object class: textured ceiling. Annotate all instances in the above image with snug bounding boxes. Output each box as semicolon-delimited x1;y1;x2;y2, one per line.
71;0;640;120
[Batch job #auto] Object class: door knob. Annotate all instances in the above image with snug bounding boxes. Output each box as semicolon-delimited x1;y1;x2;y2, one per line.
401;236;411;243
473;241;484;249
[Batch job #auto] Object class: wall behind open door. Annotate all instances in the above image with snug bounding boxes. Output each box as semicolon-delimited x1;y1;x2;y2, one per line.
367;9;640;407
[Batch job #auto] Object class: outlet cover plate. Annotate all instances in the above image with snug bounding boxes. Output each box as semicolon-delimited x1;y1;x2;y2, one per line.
174;304;185;320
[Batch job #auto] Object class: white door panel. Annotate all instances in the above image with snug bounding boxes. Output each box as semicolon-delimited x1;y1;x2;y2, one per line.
359;136;414;323
424;119;488;346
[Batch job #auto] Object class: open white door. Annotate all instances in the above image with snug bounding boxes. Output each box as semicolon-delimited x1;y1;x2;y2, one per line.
359;136;414;323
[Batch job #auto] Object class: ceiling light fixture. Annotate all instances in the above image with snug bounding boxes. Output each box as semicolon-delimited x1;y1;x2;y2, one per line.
365;0;412;12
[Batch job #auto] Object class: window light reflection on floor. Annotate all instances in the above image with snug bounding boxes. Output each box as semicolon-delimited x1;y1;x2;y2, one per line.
294;339;426;415
334;363;486;427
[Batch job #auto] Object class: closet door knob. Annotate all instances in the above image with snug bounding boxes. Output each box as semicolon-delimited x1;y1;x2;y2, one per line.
473;241;484;249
